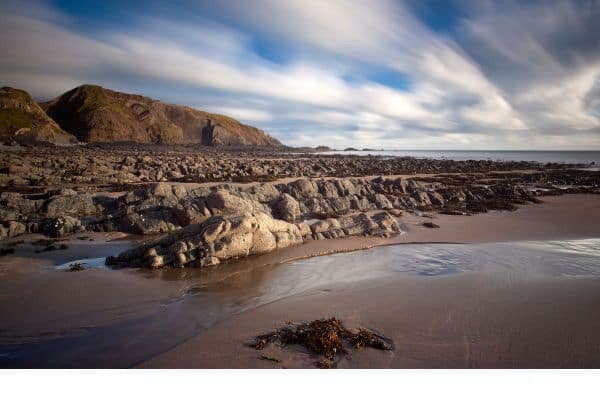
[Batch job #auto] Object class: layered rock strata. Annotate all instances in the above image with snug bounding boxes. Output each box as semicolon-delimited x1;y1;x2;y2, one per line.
105;210;398;268
2;169;598;242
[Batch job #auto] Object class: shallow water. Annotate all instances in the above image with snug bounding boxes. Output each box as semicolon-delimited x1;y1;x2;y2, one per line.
323;150;600;165
2;238;600;367
55;257;108;270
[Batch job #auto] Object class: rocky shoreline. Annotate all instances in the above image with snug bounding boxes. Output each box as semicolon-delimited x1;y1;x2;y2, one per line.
2;145;599;268
1;142;583;187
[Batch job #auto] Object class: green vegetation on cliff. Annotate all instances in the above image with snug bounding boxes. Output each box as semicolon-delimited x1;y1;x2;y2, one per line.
0;87;77;144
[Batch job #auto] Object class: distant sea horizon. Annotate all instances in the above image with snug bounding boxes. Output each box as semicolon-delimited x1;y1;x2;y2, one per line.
324;149;600;165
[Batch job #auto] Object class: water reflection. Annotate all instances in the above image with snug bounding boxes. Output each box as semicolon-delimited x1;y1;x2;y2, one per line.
55;257;107;270
158;238;600;316
5;237;600;367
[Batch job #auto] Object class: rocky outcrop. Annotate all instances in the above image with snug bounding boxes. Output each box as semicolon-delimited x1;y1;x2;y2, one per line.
0;87;77;145
42;85;282;146
0;189;91;238
106;212;304;268
106;210;400;269
304;211;399;241
1;143;585;187
2;168;599;242
275;193;302;221
1;164;598;267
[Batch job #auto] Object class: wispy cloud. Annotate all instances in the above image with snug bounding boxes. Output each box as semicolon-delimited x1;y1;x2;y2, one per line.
0;0;598;149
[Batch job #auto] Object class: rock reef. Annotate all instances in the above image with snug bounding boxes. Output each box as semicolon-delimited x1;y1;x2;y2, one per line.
0;142;583;187
1;143;599;268
105;210;400;269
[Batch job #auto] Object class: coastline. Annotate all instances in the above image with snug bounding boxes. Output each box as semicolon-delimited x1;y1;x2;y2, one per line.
2;194;598;276
2;0;600;378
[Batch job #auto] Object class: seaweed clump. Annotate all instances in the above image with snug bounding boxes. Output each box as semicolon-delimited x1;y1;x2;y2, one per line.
250;318;393;367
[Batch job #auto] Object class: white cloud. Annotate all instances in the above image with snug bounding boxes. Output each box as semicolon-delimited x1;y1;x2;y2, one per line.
516;66;600;131
203;106;272;123
458;0;600;135
212;0;527;133
0;0;598;149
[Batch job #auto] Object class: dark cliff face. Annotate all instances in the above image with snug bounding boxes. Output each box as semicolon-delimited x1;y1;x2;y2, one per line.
0;87;77;145
42;84;282;147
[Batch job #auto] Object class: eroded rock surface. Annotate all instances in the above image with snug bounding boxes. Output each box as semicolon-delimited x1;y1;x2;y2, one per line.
1;169;598;242
1;143;583;187
106;210;399;269
2;144;599;267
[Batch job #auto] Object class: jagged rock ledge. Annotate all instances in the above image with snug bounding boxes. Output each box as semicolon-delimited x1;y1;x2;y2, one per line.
1;170;599;241
106;211;399;269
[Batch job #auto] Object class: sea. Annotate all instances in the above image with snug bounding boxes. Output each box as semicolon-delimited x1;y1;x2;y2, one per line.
323;150;600;165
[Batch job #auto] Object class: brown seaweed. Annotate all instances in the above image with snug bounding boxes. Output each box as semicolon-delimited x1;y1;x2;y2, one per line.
250;318;393;367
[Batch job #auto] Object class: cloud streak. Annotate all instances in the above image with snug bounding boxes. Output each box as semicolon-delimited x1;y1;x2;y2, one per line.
0;0;598;149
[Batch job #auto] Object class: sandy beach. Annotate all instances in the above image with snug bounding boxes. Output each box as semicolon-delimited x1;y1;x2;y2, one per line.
138;195;600;368
141;267;600;368
1;194;599;368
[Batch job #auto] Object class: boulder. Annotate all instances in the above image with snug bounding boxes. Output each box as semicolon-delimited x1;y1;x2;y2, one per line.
275;193;301;221
317;180;340;198
120;209;180;235
245;183;280;203
151;182;174;197
206;190;266;215
371;193;393;209
43;193;96;218
287;178;318;199
427;191;445;206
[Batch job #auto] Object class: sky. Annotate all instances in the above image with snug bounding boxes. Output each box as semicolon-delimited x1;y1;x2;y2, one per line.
1;0;599;149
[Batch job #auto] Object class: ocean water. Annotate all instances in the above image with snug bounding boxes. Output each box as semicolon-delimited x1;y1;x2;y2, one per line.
324;150;600;165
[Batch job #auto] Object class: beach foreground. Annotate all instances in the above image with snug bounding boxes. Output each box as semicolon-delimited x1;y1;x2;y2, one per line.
1;194;599;368
142;253;600;368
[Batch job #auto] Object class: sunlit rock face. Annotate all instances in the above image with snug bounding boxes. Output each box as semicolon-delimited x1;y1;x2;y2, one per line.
106;212;304;268
42;85;282;146
105;209;401;269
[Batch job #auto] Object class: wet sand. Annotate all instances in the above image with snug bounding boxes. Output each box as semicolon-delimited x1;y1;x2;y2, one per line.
140;194;600;368
1;194;600;368
140;271;600;368
0;233;185;339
